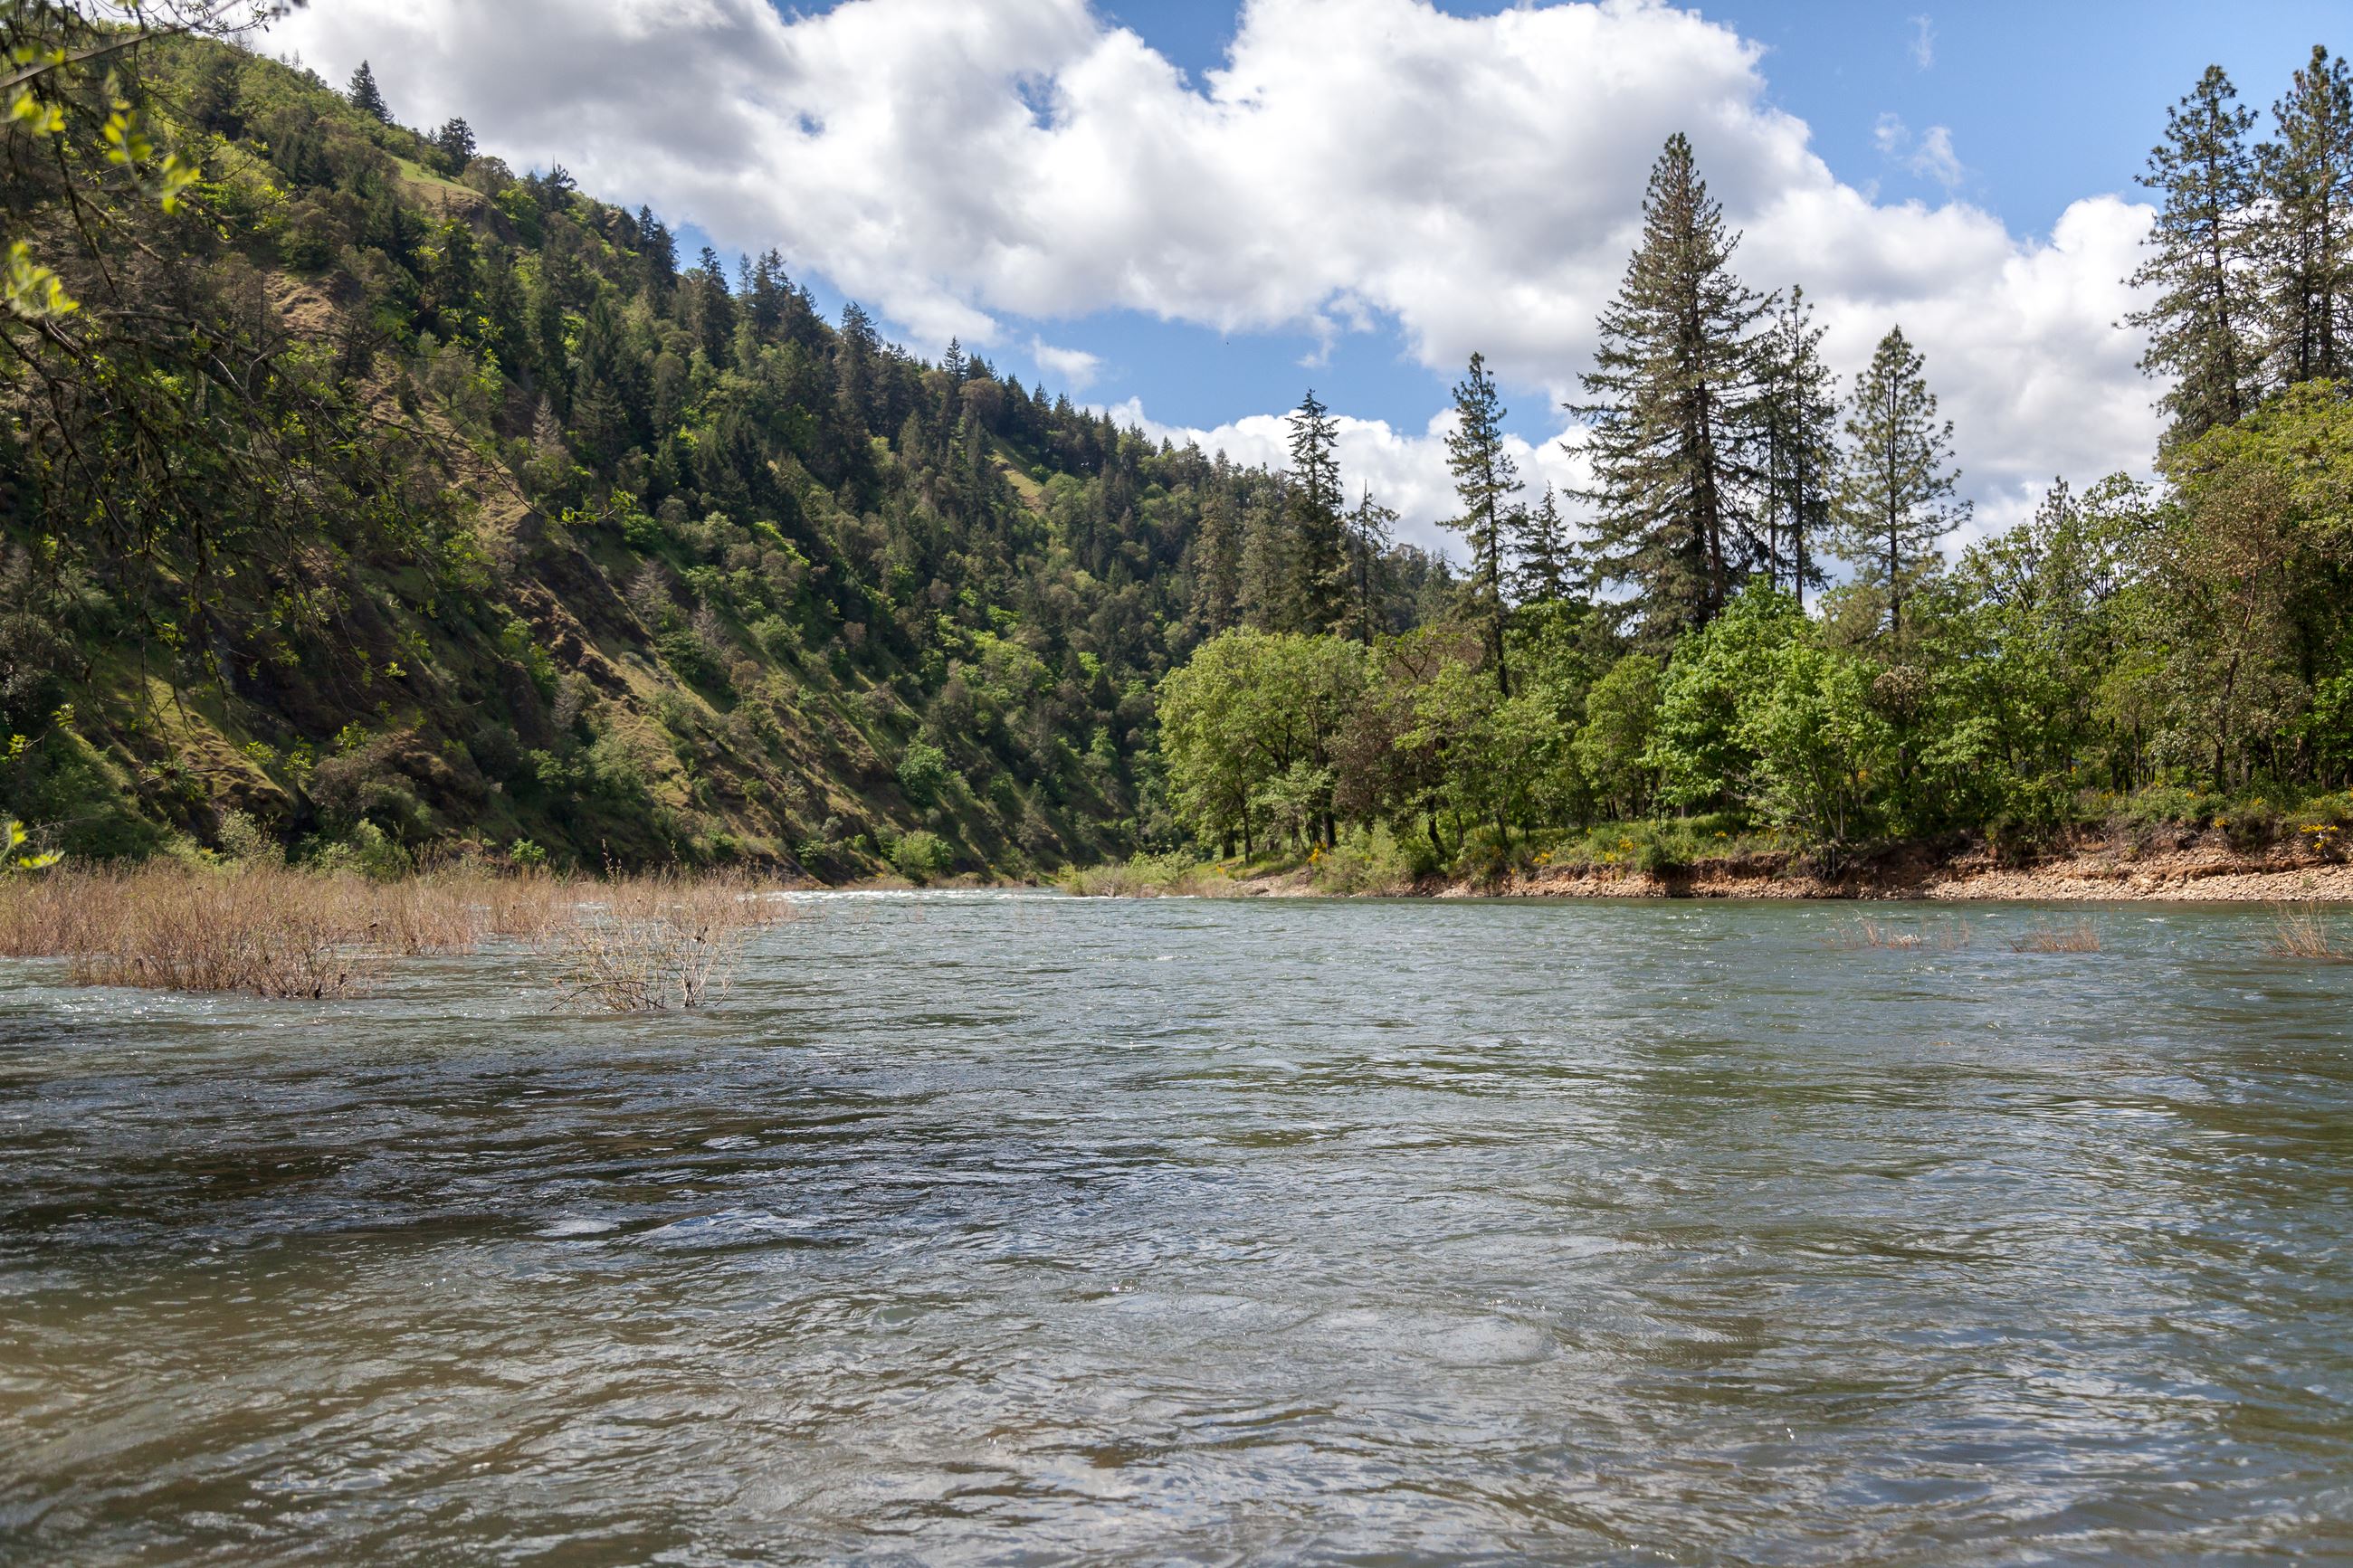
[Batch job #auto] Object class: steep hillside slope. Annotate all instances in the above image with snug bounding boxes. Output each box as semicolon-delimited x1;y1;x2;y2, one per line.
0;32;1438;878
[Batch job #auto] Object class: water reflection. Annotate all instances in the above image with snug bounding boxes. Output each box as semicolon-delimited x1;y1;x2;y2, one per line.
2;896;2349;1563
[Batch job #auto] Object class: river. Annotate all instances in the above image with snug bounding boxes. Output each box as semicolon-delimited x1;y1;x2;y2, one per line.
2;894;2348;1563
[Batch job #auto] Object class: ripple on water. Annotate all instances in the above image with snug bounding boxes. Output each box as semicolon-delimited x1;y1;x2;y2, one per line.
0;895;2349;1563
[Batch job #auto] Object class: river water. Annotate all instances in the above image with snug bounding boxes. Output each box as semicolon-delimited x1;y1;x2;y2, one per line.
1;894;2348;1564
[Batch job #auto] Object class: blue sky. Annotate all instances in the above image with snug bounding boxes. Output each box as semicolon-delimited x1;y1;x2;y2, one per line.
270;0;2344;545
978;0;2350;436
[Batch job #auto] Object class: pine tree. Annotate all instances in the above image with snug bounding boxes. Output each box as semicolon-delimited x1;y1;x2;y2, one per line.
1570;133;1773;642
1756;286;1838;611
432;116;475;170
2257;46;2353;386
636;206;676;295
1834;327;1968;640
1192;475;1243;634
2129;66;2260;448
1344;485;1397;641
1510;484;1573;604
1237;489;1291;632
348;60;388;123
1442;352;1522;693
1284;390;1349;633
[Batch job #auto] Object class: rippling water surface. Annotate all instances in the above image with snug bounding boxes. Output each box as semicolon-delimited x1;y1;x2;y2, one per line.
2;894;2350;1564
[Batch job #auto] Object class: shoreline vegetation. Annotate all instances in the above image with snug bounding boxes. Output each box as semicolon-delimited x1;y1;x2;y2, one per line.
0;818;2345;1010
1056;801;2353;903
0;863;792;1006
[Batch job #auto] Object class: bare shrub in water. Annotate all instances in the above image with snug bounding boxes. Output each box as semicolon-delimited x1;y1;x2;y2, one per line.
1828;917;1972;952
0;864;122;958
477;871;578;940
0;864;786;1003
548;871;786;1012
61;870;384;999
2007;919;2101;954
2266;900;2351;961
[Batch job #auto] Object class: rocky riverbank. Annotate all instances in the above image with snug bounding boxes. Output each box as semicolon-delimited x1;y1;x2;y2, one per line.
1219;833;2353;902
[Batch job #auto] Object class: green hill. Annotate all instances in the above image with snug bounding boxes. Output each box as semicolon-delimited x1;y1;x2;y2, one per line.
0;22;1439;879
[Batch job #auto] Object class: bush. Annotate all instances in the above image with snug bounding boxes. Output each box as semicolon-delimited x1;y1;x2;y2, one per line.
306;820;412;880
891;830;954;884
214;808;282;867
896;740;950;805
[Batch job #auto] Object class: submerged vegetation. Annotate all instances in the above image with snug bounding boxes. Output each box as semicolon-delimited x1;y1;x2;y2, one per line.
2268;899;2353;961
0;862;787;1003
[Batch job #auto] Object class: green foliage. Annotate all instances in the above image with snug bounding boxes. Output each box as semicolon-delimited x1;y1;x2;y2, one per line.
896;740;950;805
306;820;411;880
1575;653;1662;819
891;829;953;884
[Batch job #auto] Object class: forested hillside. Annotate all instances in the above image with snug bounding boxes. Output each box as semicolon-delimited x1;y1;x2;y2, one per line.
7;6;2351;888
0;5;1445;878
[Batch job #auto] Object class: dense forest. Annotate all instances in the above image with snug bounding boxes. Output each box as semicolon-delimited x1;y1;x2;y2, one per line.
0;2;1446;878
1155;51;2353;881
3;5;2350;884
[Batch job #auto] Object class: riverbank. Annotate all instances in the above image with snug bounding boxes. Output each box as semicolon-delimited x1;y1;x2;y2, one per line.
1072;830;2353;902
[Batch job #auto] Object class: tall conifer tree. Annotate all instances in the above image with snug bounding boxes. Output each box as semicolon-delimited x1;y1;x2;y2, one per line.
2129;66;2261;448
1834;327;1967;641
1192;475;1243;634
1237;489;1291;632
1757;287;1838;610
1284;389;1349;633
1510;485;1574;604
348;60;388;122
2258;46;2353;385
1570;133;1772;643
432;117;474;169
1345;486;1397;642
1443;352;1521;693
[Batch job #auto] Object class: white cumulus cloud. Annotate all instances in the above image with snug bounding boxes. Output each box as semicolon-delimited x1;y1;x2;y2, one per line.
264;0;2160;555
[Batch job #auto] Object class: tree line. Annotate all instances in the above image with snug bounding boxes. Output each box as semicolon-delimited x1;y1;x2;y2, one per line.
1157;51;2353;871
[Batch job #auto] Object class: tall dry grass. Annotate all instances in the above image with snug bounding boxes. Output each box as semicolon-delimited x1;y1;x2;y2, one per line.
0;864;786;1004
548;870;788;1012
2008;919;2102;954
2266;900;2351;961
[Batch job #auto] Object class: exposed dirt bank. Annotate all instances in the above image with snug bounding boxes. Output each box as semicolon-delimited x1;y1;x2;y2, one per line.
1226;835;2353;902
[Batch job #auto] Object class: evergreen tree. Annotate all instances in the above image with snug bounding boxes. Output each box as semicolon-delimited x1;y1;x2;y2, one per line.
2129;65;2261;448
1345;486;1398;642
1756;286;1838;610
432;116;476;170
348;59;388;122
1442;351;1522;693
1834;327;1968;640
1192;475;1243;634
636;206;676;295
1284;389;1349;633
1237;489;1291;632
2258;46;2353;385
1510;484;1573;604
1571;133;1773;642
